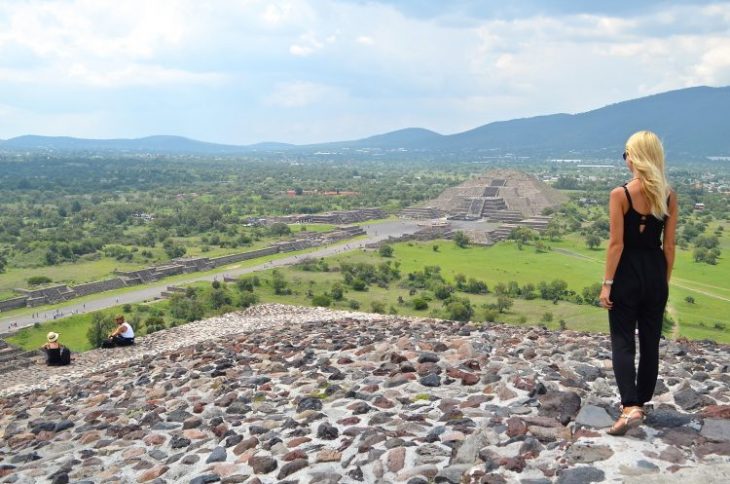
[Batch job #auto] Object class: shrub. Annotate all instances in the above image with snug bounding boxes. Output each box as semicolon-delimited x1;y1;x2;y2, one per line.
311;294;332;307
684;296;695;304
483;309;498;322
211;280;221;289
371;301;386;314
238;291;258;308
348;299;360;310
412;297;428;310
541;312;553;323
87;313;116;348
378;245;394;257
144;316;166;334
122;304;133;313
453;231;469;248
330;283;344;301
27;276;52;286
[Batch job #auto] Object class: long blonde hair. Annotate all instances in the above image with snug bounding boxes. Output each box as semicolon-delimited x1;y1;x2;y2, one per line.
625;130;669;219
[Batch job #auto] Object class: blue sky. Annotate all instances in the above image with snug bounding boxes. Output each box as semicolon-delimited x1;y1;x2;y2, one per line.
0;0;728;144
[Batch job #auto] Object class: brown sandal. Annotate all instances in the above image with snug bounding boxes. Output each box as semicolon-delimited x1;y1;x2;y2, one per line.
607;406;644;436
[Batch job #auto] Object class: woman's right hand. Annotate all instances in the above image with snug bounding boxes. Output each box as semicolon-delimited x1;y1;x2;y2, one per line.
599;285;613;310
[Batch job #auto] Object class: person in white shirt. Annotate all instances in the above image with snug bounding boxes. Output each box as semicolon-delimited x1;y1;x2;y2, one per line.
102;315;135;348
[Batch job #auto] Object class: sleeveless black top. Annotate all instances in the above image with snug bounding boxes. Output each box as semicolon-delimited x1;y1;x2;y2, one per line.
622;183;668;250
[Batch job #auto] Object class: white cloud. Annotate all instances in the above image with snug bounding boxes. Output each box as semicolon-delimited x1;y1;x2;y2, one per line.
264;81;346;108
356;35;374;45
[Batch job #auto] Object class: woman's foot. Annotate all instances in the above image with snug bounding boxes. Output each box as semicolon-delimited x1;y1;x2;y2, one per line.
607;405;644;436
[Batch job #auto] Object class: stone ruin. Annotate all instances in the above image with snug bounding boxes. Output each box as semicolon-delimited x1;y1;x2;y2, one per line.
400;169;567;244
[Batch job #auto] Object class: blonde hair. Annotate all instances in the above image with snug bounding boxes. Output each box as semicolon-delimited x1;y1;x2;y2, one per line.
625;130;669;219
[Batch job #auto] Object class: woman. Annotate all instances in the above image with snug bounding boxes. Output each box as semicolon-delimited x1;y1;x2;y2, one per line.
102;315;135;348
42;332;71;366
599;130;678;436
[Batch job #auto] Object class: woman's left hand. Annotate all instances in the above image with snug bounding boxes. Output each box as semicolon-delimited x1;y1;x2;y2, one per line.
599;285;613;310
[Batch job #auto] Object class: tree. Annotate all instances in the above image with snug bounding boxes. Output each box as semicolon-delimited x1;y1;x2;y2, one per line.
582;283;602;306
330;283;344;301
453;231;469;248
271;270;290;295
585;233;601;250
496;296;513;313
446;298;473;321
87;313;116;348
378;245;394;257
684;296;696;304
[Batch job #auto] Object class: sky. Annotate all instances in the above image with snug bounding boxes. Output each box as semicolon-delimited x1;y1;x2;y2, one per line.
0;0;729;145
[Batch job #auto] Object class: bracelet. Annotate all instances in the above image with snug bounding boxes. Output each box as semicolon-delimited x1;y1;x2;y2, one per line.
602;279;614;286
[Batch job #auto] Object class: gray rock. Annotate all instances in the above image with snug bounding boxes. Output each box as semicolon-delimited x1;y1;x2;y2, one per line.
674;386;703;410
575;405;614;429
645;409;692;428
297;397;323;412
249;455;277;474
226;402;251;415
308;472;342;484
452;427;493;464
434;464;472;483
417;352;439;363
556;466;605;484
701;419;730;442
420;374;441;387
170;436;191;449
206;446;227;464
277;458;308;479
166;408;192;423
317;422;339;440
564;444;614;464
538;391;581;424
190;475;221;484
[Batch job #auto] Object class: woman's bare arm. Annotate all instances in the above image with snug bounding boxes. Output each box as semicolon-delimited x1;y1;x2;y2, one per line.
600;188;626;309
663;191;678;283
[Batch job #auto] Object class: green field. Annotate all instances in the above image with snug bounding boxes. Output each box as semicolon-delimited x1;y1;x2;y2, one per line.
8;227;729;352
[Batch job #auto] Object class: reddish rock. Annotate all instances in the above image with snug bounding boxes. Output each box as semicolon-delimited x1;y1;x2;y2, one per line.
460;372;480;385
283;449;307;461
373;396;395;409
137;465;168;482
183;429;207;440
506;417;528;437
192;402;205;414
212;423;229;438
233;436;259;455
386;447;406;473
337;417;361;426
286;436;311;448
701;405;730;419
78;432;101;445
316;449;342;462
143;434;166;446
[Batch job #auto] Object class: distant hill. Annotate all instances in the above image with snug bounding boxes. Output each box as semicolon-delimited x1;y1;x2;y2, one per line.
2;86;728;156
0;135;250;154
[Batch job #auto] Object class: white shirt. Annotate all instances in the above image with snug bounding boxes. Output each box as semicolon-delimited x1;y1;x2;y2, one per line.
120;322;135;339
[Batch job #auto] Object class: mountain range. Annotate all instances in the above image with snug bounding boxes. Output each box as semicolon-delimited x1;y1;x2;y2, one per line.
1;85;728;156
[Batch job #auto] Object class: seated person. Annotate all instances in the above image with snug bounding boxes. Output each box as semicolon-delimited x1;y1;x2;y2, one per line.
42;332;71;366
101;315;135;348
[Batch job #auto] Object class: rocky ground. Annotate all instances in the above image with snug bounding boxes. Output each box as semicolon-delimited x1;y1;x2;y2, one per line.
1;304;729;484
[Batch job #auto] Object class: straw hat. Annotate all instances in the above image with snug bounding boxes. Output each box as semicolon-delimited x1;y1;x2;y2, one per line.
47;332;59;343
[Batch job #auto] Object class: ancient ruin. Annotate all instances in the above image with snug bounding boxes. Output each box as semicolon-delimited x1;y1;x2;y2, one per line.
400;169;567;245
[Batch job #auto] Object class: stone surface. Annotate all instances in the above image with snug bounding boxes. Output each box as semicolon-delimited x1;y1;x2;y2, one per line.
0;304;727;484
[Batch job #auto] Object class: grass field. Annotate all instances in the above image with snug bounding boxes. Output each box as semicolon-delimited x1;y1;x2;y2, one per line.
7;223;729;351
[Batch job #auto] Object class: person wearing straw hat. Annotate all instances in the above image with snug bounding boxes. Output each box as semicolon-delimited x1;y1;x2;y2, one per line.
41;332;71;366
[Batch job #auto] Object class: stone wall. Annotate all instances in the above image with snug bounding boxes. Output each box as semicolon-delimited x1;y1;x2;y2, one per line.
0;296;29;312
73;278;127;297
210;246;279;267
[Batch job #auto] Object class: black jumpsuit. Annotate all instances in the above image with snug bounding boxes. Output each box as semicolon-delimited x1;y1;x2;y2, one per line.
608;184;669;407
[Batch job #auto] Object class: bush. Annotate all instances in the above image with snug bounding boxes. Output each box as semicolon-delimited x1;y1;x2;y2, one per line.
446;298;473;322
311;294;332;307
412;297;428;310
496;296;513;313
684;296;695;304
330;283;344;301
122;303;133;313
483;309;498;322
238;291;258;308
144;316;166;334
517;315;527;324
453;231;469;248
27;276;52;286
559;319;567;330
378;245;394;257
87;313;116;348
371;301;386;314
541;312;553;323
211;280;221;289
348;299;360;310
